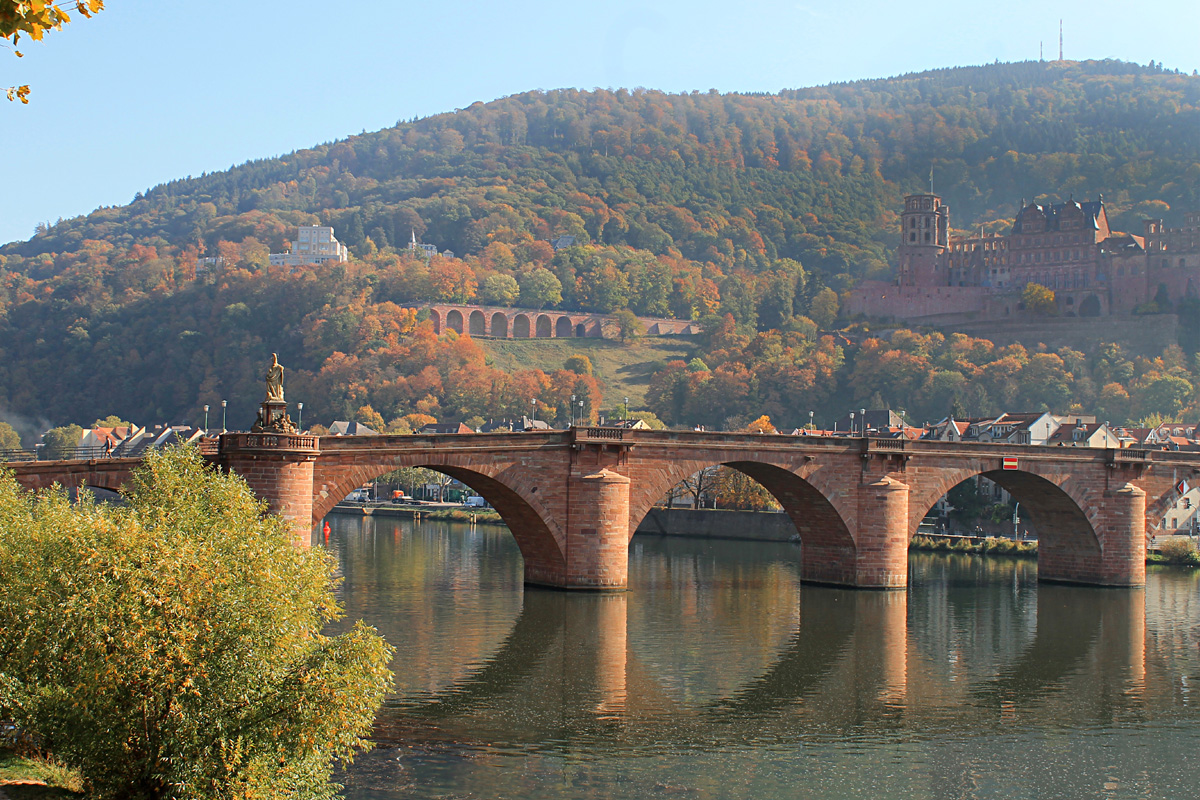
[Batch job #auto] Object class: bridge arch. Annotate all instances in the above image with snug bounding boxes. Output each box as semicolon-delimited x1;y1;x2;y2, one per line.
429;308;443;333
909;465;1103;583
513;314;531;338
311;458;567;587
555;316;573;337
630;456;857;585
468;310;486;336
490;312;508;337
535;314;552;337
446;309;465;334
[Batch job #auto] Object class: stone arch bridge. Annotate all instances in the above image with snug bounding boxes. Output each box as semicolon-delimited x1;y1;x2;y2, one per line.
426;304;699;339
10;429;1191;591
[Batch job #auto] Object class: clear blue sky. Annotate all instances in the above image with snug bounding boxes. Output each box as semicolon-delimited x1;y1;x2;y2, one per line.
2;0;1197;246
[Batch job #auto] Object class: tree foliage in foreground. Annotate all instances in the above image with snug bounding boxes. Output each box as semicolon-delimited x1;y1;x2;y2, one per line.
2;1;104;102
0;446;393;800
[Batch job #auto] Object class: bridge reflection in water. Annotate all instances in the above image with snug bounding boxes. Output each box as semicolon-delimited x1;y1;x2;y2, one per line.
328;517;1194;800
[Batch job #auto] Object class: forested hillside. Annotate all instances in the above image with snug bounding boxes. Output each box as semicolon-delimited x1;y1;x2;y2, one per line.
1;59;1198;434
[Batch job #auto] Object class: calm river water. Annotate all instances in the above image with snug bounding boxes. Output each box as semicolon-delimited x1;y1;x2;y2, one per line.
321;514;1200;800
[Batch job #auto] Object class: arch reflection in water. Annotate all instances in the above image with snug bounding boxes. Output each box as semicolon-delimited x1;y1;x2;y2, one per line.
329;516;1187;800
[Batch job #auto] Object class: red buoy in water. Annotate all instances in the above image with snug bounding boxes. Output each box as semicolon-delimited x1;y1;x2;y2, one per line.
322;520;331;541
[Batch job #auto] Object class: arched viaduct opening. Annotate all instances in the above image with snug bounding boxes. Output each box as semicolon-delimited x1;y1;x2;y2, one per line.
446;309;465;334
313;461;567;588
513;314;531;338
635;460;858;587
911;469;1105;585
468;310;486;336
491;312;508;337
555;316;573;337
535;314;552;337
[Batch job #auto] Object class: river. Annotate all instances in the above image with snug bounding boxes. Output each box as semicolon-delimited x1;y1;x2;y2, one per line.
321;514;1200;800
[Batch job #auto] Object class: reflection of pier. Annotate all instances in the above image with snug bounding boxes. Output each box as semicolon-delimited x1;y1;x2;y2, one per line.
373;579;1149;749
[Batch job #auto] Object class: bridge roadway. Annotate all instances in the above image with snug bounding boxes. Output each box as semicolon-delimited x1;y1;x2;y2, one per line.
10;428;1194;590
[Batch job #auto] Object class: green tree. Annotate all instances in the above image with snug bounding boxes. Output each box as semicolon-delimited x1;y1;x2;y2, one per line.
0;446;392;799
480;273;519;306
1134;374;1193;420
3;1;104;102
1021;283;1056;315
517;268;562;309
40;424;82;459
613;309;644;342
563;353;593;376
809;287;840;329
92;414;131;428
0;420;20;450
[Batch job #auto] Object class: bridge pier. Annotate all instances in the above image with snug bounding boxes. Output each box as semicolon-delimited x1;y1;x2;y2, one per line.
851;476;911;589
1039;482;1146;587
803;475;909;589
219;433;320;545
555;468;631;591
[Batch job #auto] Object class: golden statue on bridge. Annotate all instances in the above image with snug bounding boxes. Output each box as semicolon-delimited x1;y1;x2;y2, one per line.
252;352;297;434
264;353;285;402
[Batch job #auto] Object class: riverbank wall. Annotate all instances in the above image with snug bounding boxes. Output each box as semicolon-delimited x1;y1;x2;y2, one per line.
634;508;797;542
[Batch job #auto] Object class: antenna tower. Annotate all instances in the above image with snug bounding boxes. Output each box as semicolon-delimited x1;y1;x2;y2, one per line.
1059;20;1063;61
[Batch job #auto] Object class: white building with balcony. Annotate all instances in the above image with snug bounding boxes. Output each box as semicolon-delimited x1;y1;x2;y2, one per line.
269;225;349;266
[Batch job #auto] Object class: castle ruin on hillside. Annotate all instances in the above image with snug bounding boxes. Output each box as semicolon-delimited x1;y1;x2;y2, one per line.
847;193;1200;323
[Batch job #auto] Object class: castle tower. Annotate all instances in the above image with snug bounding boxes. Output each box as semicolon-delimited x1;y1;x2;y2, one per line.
898;193;949;287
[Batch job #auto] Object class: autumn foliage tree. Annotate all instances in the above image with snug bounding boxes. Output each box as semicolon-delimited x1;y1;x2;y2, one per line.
0;447;392;799
3;1;104;102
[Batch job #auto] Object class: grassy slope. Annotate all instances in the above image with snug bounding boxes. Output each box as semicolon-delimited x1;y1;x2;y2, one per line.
477;335;699;411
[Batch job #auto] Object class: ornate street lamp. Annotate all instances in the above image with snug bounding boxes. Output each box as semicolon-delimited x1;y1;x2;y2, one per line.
849;410;855;437
297;402;303;432
221;399;227;433
203;404;209;432
624;396;629;421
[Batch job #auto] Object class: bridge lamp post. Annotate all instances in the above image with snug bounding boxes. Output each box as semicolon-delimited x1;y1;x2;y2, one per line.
579;399;585;427
809;410;814;432
221;400;227;433
297;402;303;432
849;411;855;437
860;408;866;436
203;404;209;432
624;396;629;422
571;395;576;427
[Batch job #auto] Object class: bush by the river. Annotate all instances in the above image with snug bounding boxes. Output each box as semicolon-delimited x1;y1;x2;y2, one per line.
910;535;1038;559
1155;537;1200;566
0;447;393;800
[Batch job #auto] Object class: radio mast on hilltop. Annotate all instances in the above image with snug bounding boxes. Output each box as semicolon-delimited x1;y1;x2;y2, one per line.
1059;20;1063;61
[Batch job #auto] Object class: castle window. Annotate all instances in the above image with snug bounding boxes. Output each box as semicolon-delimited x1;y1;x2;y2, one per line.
925;232;931;242
910;233;916;242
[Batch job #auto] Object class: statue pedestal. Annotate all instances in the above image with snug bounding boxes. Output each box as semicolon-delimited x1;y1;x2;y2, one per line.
252;400;296;434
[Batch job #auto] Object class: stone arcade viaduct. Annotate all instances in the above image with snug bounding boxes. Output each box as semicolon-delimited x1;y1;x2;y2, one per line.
12;428;1198;592
426;304;699;339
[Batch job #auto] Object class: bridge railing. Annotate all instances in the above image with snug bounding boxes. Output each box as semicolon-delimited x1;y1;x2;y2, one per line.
2;445;141;463
577;427;625;442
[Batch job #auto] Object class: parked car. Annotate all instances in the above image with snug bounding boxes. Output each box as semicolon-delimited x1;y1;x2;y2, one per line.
463;496;488;508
